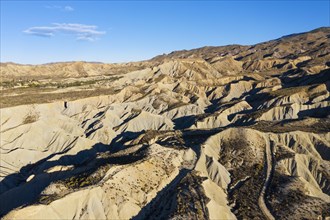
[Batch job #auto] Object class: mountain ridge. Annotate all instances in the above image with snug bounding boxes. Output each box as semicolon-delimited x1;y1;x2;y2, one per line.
1;26;329;66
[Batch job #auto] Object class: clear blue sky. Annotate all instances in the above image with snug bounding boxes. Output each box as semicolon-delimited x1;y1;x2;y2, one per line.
1;1;329;64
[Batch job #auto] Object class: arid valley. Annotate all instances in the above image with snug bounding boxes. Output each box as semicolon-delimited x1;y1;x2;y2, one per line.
1;27;330;219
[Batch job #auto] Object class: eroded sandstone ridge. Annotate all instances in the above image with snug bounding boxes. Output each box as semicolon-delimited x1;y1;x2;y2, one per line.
1;27;329;219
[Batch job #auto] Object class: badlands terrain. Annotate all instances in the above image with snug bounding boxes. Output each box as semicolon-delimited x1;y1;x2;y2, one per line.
0;27;330;219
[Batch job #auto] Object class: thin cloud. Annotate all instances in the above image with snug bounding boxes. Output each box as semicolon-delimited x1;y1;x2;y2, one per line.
23;23;106;41
45;5;74;12
64;6;74;11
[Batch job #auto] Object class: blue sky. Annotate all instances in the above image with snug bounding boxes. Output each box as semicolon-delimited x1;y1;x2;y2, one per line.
1;1;329;64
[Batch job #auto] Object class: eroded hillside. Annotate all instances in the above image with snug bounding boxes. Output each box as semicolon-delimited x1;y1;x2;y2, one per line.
1;27;329;219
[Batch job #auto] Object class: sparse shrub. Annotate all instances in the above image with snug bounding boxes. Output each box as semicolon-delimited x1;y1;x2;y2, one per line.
23;113;39;124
